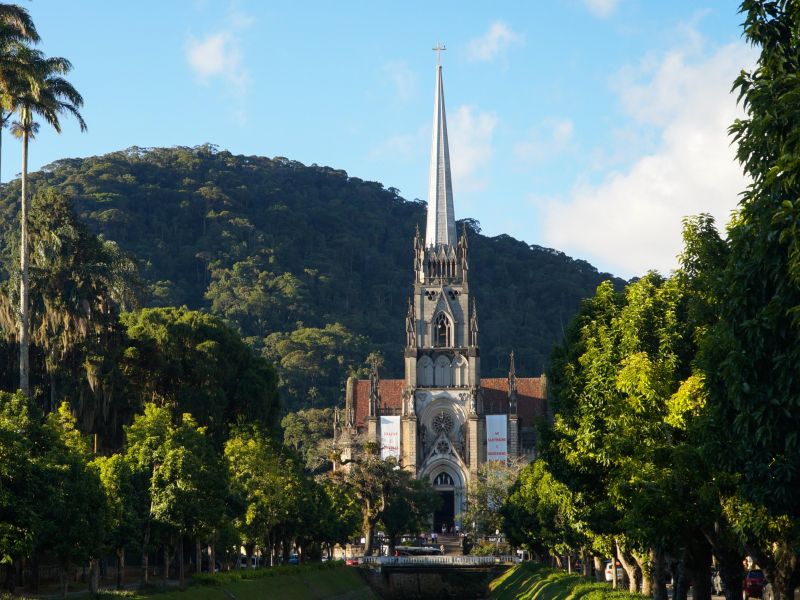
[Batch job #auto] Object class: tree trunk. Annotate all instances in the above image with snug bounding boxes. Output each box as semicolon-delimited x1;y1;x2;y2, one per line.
116;547;125;589
0;112;4;186
163;545;169;584
18;129;29;398
674;560;690;600
705;526;743;600
196;539;202;574
747;543;800;600
653;546;668;600
142;521;150;584
582;551;591;578
616;541;639;593
178;537;185;588
209;543;215;574
89;558;99;594
31;553;39;593
634;548;654;597
691;566;712;600
686;535;713;600
59;564;68;599
3;562;14;594
363;512;375;557
245;543;254;569
594;556;604;582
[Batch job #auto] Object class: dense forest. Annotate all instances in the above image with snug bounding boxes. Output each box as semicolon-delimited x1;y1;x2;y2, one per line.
0;146;623;410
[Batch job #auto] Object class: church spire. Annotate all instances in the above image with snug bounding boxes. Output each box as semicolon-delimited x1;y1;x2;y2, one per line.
425;43;457;248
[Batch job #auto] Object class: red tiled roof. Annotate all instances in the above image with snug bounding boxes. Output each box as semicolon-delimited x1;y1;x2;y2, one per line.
352;377;546;429
353;379;405;427
480;378;547;426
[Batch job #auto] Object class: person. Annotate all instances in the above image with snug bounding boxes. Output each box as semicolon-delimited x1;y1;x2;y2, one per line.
440;543;445;554
454;524;460;535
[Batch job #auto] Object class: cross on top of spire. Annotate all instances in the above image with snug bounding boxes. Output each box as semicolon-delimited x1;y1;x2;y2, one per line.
433;42;446;65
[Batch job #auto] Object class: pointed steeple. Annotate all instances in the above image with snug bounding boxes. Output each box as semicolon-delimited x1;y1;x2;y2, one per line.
425;45;457;248
508;351;518;415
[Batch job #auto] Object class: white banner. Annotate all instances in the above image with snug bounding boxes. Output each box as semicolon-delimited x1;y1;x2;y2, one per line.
486;414;508;462
380;415;401;460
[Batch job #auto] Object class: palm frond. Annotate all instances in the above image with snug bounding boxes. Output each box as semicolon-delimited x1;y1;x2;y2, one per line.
0;5;40;43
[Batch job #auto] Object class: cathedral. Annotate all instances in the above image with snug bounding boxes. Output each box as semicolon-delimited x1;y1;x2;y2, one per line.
336;55;548;531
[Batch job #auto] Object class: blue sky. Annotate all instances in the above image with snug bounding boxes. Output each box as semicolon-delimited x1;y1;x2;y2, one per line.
22;1;751;278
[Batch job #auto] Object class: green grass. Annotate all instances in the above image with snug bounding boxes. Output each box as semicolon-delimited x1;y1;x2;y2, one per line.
90;563;376;600
489;563;644;600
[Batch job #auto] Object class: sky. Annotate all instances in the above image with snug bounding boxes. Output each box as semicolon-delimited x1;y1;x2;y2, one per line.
20;0;754;279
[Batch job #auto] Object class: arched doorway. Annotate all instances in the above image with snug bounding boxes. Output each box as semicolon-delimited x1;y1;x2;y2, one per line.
432;470;456;533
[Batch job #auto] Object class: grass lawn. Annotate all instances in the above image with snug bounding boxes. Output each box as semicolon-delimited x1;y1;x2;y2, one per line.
489;563;643;600
88;563;376;600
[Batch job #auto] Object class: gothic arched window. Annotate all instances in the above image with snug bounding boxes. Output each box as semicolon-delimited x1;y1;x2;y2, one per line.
434;355;452;386
434;313;451;347
434;472;455;486
417;356;434;386
453;356;468;387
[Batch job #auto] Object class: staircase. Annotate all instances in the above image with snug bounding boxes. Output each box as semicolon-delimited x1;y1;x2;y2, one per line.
437;533;463;556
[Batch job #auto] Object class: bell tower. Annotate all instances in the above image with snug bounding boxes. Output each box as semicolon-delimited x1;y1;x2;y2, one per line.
401;50;481;511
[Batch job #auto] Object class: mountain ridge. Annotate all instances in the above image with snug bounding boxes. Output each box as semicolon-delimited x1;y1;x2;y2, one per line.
0;144;625;410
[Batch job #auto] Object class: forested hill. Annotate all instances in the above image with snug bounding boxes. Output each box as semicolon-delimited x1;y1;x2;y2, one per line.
0;145;624;410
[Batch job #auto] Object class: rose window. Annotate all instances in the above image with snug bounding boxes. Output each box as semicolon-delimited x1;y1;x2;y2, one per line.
432;411;454;435
435;440;450;454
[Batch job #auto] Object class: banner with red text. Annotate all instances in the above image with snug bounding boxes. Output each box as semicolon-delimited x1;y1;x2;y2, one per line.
486;414;508;462
380;415;401;460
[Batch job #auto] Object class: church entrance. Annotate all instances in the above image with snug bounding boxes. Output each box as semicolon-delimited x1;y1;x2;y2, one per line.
433;490;455;533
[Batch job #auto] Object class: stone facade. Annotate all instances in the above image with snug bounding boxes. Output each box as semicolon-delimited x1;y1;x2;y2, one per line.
335;59;548;530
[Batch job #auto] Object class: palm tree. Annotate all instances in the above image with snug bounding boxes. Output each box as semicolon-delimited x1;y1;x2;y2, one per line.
0;4;40;183
11;50;86;397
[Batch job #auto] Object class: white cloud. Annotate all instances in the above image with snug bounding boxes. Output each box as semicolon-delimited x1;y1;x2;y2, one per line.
186;32;240;80
382;60;417;101
539;36;756;278
185;8;251;124
515;118;575;164
369;132;417;160
448;105;498;193
582;0;621;18
467;21;524;63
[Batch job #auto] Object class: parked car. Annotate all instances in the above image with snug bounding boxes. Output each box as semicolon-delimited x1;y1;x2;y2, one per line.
743;569;766;599
345;557;361;566
605;561;624;582
288;553;299;565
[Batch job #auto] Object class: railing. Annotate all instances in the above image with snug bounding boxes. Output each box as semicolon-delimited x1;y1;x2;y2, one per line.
361;555;519;567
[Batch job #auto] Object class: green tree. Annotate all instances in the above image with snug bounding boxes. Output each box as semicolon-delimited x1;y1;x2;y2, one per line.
37;403;106;597
149;413;227;587
281;407;335;472
93;452;148;589
0;3;39;184
461;461;523;542
502;459;587;563
264;322;368;411
0;390;40;592
121;307;280;442
0;188;137;438
380;474;440;555
225;425;297;566
701;2;800;597
10;48;85;398
123;403;173;584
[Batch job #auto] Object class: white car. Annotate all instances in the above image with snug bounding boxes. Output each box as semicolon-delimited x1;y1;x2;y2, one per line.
605;561;624;582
